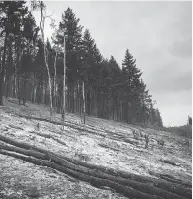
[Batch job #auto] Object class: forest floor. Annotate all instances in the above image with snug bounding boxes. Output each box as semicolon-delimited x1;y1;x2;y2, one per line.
0;97;192;199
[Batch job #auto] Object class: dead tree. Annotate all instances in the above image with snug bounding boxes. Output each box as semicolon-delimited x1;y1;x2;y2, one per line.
31;1;53;119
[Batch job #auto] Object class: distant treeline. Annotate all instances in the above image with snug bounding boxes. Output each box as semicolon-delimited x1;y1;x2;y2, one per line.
166;125;192;139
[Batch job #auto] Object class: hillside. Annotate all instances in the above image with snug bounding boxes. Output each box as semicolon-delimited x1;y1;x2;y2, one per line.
0;97;192;199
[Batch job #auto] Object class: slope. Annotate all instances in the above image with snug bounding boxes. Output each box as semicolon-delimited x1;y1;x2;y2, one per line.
0;97;191;199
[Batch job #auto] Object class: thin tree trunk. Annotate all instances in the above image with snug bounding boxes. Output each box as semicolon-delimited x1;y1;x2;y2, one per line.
13;68;16;98
62;34;66;128
31;75;35;103
18;75;21;105
0;32;8;105
82;80;86;124
5;75;9;98
40;4;53;119
22;74;27;105
53;51;57;111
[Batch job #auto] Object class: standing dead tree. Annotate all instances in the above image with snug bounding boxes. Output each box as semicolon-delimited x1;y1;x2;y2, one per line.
40;3;53;120
31;1;53;120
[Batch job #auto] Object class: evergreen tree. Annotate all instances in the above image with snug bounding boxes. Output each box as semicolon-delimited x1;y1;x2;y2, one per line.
80;29;95;116
107;56;121;119
188;116;192;126
121;49;142;123
56;7;83;82
0;1;28;105
5;40;13;98
55;8;83;112
21;11;39;74
155;108;163;127
137;79;152;124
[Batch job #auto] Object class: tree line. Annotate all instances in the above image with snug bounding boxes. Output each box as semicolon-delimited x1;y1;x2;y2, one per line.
0;1;163;128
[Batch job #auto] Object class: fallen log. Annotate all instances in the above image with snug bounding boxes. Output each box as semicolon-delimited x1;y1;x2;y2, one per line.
0;150;164;199
0;142;187;199
8;124;23;131
160;159;178;166
48;152;188;199
149;170;191;188
0;134;191;199
98;143;120;152
29;131;67;147
13;113;139;146
14;113;96;135
58;154;192;199
0;143;47;161
0;134;50;156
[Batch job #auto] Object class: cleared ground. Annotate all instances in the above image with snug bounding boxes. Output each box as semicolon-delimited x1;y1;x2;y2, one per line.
0;97;191;198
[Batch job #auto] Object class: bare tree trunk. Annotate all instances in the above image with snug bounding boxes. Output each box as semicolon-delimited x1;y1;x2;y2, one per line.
62;34;66;128
13;68;16;98
5;75;9;98
22;74;27;105
53;51;57;111
17;76;20;103
40;3;53;119
0;32;8;105
31;75;35;103
0;74;4;105
82;80;86;124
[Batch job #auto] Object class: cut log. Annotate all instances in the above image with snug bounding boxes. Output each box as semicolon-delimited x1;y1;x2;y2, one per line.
29;131;67;146
8;124;23;130
0;134;191;199
0;142;187;199
98;143;120;152
0;134;50;156
0;143;47;160
14;113;105;136
57;154;192;199
13;113;138;146
48;153;188;199
0;150;164;199
149;170;191;188
160;159;178;166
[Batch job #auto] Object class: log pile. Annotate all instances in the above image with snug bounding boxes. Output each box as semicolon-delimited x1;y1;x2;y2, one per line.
0;134;191;199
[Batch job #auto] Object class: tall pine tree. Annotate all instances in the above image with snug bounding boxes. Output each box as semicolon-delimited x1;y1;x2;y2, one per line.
122;49;142;123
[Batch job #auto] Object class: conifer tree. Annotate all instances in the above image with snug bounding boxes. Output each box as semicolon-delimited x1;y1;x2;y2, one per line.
55;7;83;113
0;1;28;105
121;49;142;122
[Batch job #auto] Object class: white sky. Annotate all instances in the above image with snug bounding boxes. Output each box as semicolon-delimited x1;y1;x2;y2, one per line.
31;1;192;127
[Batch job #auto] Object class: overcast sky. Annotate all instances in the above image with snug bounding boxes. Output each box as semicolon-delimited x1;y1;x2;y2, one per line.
31;1;192;127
